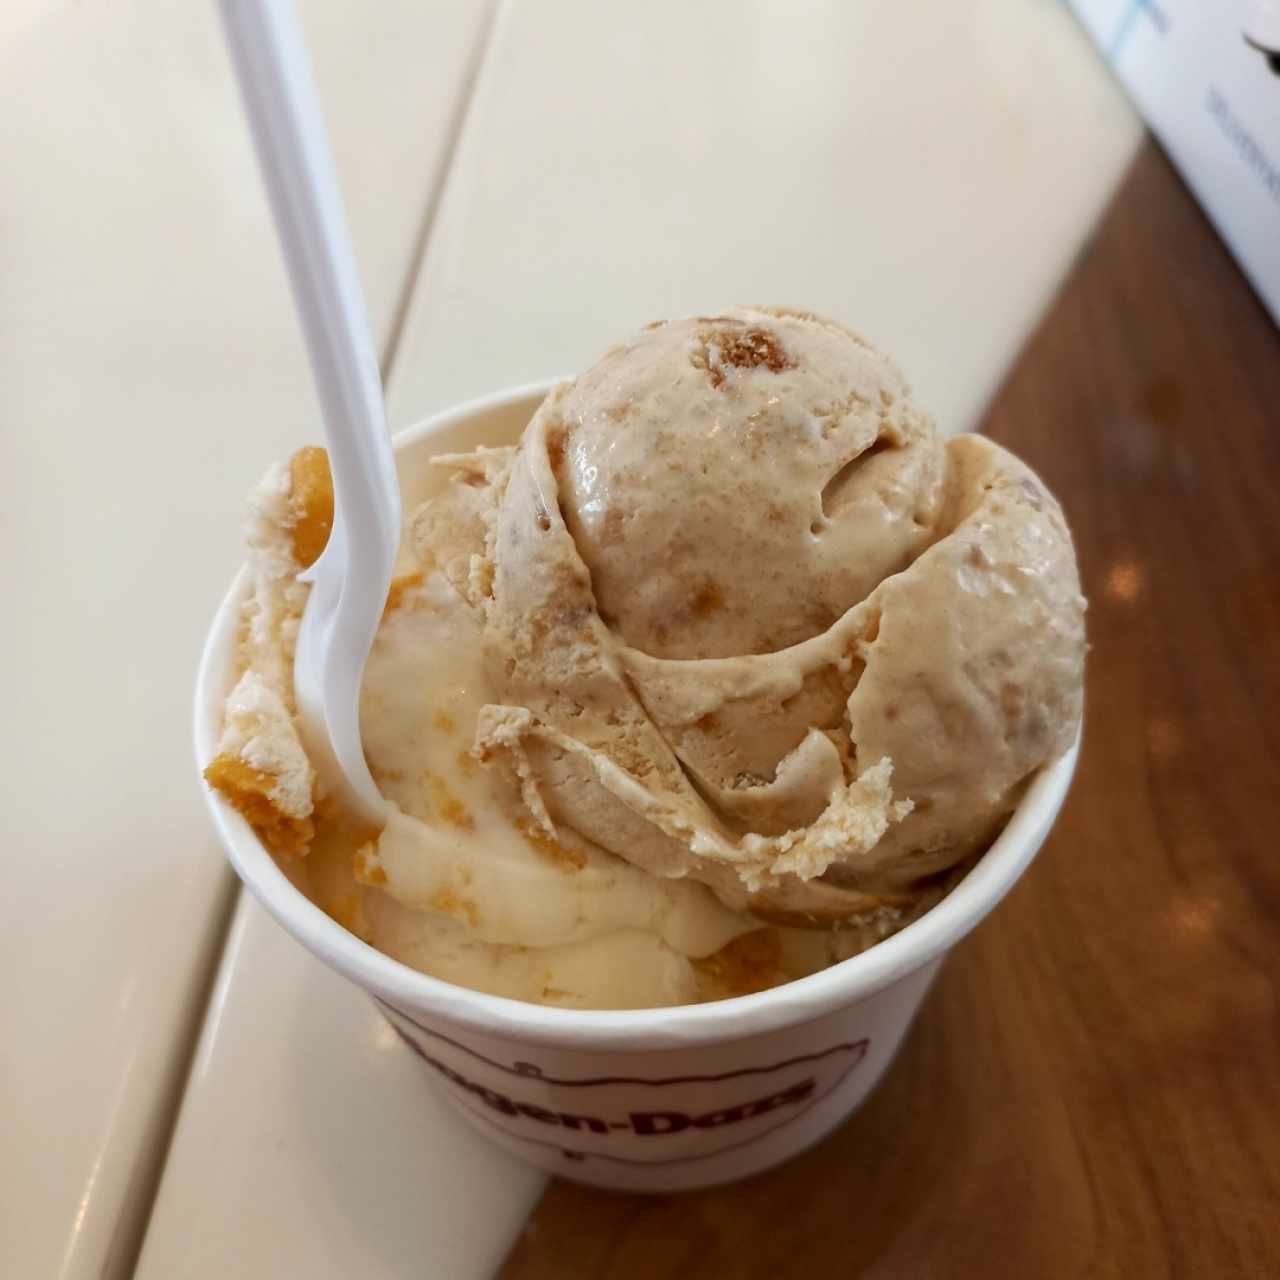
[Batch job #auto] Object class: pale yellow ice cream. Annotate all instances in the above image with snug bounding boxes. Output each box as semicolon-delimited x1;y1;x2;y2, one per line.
207;307;1084;1009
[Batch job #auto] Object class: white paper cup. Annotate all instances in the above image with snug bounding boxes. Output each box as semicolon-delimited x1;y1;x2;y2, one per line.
196;383;1079;1192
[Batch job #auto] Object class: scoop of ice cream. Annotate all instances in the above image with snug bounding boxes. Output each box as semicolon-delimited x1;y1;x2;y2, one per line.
466;308;1084;922
554;309;943;659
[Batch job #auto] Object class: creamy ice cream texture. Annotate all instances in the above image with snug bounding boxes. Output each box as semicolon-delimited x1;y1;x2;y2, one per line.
207;307;1085;1009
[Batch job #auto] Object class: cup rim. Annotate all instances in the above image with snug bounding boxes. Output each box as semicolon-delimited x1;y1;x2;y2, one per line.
195;380;1079;1052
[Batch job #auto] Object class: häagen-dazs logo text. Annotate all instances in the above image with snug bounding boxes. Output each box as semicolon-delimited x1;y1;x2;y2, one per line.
378;1001;869;1168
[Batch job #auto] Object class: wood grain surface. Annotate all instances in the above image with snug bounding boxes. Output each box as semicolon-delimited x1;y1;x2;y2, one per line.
499;142;1280;1278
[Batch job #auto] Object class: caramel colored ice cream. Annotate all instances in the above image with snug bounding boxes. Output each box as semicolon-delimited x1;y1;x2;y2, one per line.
206;307;1085;1009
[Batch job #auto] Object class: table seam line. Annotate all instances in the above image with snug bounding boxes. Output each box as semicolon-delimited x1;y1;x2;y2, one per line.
117;872;240;1280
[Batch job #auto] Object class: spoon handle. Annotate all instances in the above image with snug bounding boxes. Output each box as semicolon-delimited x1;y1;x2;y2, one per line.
218;0;400;561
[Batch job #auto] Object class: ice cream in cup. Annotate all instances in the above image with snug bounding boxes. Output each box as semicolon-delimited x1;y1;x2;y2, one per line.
196;309;1083;1190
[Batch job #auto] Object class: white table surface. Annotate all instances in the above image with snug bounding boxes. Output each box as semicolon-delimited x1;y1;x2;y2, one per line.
391;0;1143;436
0;3;491;1278
134;3;1141;1277
133;896;545;1280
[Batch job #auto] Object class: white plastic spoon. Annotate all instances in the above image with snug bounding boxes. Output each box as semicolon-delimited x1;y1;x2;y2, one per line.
219;0;399;824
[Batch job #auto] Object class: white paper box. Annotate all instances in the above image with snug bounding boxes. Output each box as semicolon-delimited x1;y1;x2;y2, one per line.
1069;0;1280;326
